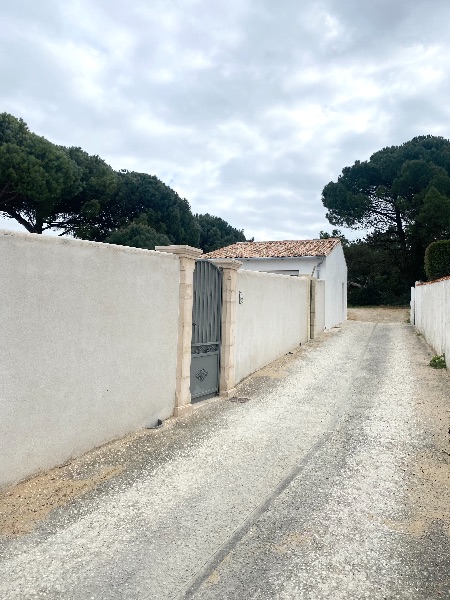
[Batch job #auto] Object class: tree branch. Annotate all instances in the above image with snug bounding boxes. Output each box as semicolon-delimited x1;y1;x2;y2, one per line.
5;210;36;233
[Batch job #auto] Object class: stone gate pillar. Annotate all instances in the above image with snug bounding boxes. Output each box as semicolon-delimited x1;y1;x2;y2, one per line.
156;245;203;416
210;259;242;398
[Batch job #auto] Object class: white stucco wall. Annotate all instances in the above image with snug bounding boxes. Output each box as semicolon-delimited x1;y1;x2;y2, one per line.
414;278;450;365
0;231;180;488
311;279;325;338
319;245;347;329
234;270;309;383
239;256;319;276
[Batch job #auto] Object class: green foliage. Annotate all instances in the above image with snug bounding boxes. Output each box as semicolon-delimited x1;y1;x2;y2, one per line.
63;147;118;236
344;239;410;306
104;221;171;250
424;240;450;280
322;135;450;300
0;113;83;233
323;136;450;246
0;112;248;250
195;213;246;253
319;229;349;247
429;354;446;369
80;171;201;246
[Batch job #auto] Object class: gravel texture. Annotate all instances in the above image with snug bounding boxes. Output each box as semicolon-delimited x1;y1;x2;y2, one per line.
0;309;449;599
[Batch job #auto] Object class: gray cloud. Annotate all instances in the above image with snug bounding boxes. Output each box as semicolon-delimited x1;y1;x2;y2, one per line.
2;0;450;241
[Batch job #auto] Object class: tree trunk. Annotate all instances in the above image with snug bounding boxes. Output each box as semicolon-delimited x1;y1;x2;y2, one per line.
394;207;407;253
6;210;41;233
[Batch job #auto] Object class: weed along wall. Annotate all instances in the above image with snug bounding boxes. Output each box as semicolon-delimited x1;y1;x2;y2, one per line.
413;276;450;367
0;231;180;488
234;271;309;384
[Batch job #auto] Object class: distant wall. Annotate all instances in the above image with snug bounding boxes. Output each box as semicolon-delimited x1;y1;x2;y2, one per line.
234;270;309;383
319;245;347;330
414;277;450;366
0;231;180;488
410;287;415;325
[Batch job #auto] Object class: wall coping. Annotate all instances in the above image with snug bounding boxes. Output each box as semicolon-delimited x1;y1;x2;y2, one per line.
416;275;450;286
0;229;180;260
208;258;242;270
155;245;203;260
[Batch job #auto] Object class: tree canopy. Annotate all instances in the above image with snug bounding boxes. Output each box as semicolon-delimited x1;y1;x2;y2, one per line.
104;217;172;250
0;113;248;251
0;113;121;235
0;114;83;233
195;213;246;253
322;136;450;246
322;135;450;291
77;170;201;246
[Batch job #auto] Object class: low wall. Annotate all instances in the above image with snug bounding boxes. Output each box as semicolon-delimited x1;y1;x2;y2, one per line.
0;231;180;488
234;271;309;383
414;276;450;365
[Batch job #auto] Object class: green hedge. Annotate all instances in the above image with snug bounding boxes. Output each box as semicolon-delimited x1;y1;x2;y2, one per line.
425;240;450;280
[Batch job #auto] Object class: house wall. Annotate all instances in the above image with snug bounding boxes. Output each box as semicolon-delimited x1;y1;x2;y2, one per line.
238;256;319;276
319;245;347;329
0;231;180;488
413;277;450;366
234;270;309;383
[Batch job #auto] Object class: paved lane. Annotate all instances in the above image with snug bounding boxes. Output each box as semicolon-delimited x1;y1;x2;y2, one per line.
1;314;449;599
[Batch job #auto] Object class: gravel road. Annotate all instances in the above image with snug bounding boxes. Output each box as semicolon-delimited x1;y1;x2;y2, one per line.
1;309;449;599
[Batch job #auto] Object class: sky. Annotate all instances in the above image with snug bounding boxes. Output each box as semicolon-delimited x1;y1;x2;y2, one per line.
2;0;450;241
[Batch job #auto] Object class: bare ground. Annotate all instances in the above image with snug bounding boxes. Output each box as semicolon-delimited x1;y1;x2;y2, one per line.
347;306;410;322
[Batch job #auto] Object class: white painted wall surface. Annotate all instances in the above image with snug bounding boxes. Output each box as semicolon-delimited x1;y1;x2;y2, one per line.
313;279;326;337
319;245;347;329
414;278;450;365
0;231;180;488
234;271;309;383
316;279;326;333
238;256;319;276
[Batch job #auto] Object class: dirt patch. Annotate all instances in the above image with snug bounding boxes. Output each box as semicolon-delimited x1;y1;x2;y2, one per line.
272;530;311;554
0;462;123;537
407;337;450;538
0;417;183;538
347;306;410;323
379;330;450;540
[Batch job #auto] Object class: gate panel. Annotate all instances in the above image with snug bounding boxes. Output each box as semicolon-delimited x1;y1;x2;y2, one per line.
190;261;222;400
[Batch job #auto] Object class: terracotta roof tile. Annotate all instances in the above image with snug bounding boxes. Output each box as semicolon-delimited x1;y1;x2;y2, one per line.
203;239;341;259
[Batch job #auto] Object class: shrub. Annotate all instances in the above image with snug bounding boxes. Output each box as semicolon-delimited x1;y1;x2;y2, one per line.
424;240;450;280
429;354;446;369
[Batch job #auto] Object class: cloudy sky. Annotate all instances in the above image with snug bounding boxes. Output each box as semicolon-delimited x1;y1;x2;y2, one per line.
2;0;450;241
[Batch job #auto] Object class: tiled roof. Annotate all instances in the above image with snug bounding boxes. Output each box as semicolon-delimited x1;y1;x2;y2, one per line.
203;239;341;259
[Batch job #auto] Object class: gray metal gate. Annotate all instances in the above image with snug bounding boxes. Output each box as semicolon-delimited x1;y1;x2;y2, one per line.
190;260;222;400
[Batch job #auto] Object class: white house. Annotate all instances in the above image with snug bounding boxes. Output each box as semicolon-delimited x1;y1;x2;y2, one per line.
204;239;347;330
